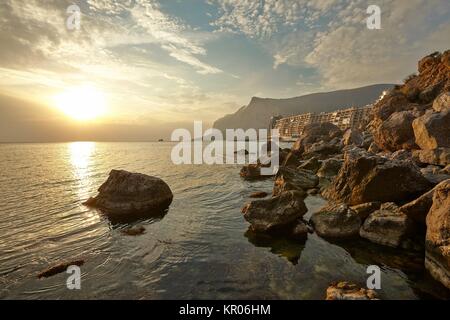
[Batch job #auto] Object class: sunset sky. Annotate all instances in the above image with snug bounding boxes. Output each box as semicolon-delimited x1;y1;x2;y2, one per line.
0;0;449;141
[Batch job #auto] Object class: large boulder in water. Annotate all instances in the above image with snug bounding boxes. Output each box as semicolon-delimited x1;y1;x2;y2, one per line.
425;179;450;289
85;170;173;219
242;190;307;233
323;148;432;205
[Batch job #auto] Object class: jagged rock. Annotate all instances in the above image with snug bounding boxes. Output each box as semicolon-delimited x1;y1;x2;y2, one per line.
310;203;361;239
420;167;450;185
400;187;435;224
297;157;320;173
85;170;173;218
326;281;378;300
292;122;342;154
372;92;412;121
302;140;342;160
323;148;432;205
412;109;450;150
374;110;419;151
249;191;269;198
282;151;302;167
316;158;343;178
342;128;364;147
360;203;417;249
413;148;450;166
425;179;450;289
242;191;308;232
350;202;381;221
387;149;413;161
273;167;318;196
432;92;450;112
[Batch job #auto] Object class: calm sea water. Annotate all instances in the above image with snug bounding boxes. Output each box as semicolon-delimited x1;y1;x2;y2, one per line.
0;142;449;300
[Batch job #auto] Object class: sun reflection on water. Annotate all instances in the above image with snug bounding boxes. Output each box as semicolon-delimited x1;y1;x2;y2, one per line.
68;142;96;205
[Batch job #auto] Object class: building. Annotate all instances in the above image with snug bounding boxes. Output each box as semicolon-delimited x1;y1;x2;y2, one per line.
272;105;372;140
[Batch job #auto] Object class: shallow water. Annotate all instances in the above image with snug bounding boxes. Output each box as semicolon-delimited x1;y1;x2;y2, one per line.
0;142;448;299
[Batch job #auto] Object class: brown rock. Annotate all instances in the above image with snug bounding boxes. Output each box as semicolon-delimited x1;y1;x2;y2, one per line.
374;110;419;151
86;170;173;219
360;203;417;249
316;158;343;178
323;148;432;205
273;167;318;196
326;281;378;300
412;110;450;150
310;203;361;239
292;122;342;154
425;179;450;289
342;128;364;147
297;157;320;173
242;191;308;232
432;92;450;112
121;225;146;236
38;259;85;279
413;148;450;166
249;191;269;198
350;202;381;221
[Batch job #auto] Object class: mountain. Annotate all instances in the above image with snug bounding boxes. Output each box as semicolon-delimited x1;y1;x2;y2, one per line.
213;84;395;132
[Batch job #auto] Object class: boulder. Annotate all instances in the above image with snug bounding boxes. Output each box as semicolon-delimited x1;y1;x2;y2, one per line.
368;142;380;154
302;140;342;160
323;148;432;205
310;203;361;239
242;191;308;233
273;167;318;196
297;157;320;173
432;92;450;112
412;148;450;166
342;128;364;147
360;203;417;249
282;151;302;167
317;158;343;178
292;122;342;154
400;187;435;224
420;167;450;185
412;109;450;150
372;92;412;121
425;179;450;289
374;111;419;151
326;282;378;300
290;221;309;241
85;170;173;218
350;202;381;221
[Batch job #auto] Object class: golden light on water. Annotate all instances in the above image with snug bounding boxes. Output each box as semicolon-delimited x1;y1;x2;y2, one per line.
54;85;107;121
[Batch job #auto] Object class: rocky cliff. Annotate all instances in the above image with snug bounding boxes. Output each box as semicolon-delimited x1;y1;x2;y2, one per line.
213;84;395;132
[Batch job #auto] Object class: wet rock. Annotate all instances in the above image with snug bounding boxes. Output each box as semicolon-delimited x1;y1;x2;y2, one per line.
360;203;417;249
342;128;364;147
86;170;173;219
350;202;381;221
297;157;320;173
413;148;450;166
240;163;269;180
374;110;419;151
326;281;378;300
425;179;450;289
290;221;309;241
249;191;269;198
38;259;85;279
412;109;450;150
323;148;432;205
242;190;308;233
317;158;343;178
432;92;450;112
273;167;318;196
310;203;361;239
121;225;145;236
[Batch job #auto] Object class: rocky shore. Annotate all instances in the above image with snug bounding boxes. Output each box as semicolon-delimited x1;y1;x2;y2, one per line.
241;50;450;292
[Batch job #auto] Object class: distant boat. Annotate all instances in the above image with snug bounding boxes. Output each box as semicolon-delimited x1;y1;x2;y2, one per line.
158;139;164;142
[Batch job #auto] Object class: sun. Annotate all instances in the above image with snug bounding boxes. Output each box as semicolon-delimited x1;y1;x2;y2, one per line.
54;85;107;121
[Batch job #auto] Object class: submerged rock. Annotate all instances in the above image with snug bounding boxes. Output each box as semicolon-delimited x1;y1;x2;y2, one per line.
425;179;450;289
249;191;269;198
38;259;85;279
310;203;361;239
360;203;417;249
85;170;173;220
326;281;378;300
121;225;146;236
242;190;308;233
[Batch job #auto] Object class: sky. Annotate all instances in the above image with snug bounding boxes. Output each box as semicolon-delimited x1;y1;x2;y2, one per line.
0;0;449;141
